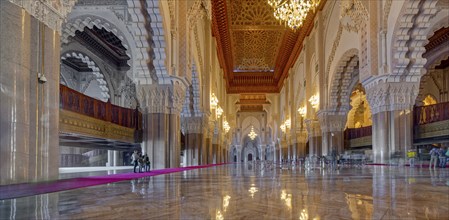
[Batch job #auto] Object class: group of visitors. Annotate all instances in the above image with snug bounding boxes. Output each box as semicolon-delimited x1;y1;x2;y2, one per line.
131;150;151;173
429;146;448;168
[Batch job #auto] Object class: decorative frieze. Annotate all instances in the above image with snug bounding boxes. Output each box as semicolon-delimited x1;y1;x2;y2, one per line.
7;0;77;32
60;109;136;143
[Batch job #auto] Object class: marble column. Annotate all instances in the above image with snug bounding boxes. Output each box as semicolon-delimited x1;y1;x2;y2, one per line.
185;133;203;166
305;119;322;156
317;112;346;155
296;131;308;157
0;1;60;185
138;83;186;169
371;110;413;163
365;81;418;164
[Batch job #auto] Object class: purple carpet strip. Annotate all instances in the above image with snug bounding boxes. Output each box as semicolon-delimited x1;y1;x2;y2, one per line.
0;164;226;200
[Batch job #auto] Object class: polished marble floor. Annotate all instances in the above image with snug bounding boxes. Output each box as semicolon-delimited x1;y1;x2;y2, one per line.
1;164;448;219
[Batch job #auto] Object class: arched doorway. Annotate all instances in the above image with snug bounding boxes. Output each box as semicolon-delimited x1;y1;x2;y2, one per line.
248;154;253;161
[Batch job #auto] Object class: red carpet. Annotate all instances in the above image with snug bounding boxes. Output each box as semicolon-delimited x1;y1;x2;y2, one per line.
0;164;225;200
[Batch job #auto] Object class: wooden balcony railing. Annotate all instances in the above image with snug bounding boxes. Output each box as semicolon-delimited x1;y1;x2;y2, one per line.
344;126;372;140
60;85;142;130
414;102;449;125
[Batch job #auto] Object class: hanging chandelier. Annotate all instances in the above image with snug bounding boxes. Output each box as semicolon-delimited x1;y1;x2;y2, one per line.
267;0;319;30
216;106;224;118
223;120;230;133
248;126;258;140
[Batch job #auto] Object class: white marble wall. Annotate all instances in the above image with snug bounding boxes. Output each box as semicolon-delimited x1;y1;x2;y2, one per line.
0;1;60;185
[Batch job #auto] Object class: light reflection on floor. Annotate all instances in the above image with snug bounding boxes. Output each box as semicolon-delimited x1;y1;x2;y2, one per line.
1;164;448;219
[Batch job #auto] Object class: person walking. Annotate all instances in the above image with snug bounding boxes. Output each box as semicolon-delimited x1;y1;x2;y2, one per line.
131;150;140;173
429;146;439;169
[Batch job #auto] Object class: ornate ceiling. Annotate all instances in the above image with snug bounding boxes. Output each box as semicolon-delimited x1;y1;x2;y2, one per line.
212;0;326;93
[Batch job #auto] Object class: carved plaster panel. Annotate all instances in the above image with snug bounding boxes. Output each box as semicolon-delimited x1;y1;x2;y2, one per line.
8;0;77;32
391;0;439;80
304;119;321;137
137;82;186;115
364;78;420;114
317;110;347;133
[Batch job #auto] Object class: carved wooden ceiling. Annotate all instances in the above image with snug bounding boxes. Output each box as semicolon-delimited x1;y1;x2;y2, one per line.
236;93;270;112
212;0;326;93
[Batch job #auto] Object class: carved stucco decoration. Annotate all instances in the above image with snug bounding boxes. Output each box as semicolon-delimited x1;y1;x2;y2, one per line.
339;0;368;32
304;119;321;137
61;52;110;100
328;49;359;113
391;0;439;81
137;82;187;115
61;16;133;69
181;117;206;134
316;111;346;133
7;0;77;32
364;78;419;114
127;0;167;84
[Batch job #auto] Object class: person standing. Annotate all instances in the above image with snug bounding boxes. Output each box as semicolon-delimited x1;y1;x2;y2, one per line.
407;148;417;168
438;147;447;168
144;153;151;172
429;146;439;169
131;150;140;173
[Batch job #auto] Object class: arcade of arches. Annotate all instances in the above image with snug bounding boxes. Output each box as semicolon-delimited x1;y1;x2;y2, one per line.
0;0;449;218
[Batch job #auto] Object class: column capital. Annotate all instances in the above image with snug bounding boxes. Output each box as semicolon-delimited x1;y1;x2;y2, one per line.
316;110;347;133
137;81;187;115
304;119;321;137
8;0;77;32
363;77;419;114
181;116;207;134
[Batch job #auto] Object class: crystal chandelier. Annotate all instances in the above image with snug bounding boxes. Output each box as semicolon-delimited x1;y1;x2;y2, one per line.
267;0;319;30
248;126;258;140
298;106;306;117
280;123;286;133
309;94;319;109
223;120;230;133
210;93;218;108
216;106;223;118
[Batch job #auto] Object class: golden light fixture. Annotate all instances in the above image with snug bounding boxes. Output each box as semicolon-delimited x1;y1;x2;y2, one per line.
216;106;223;118
298;106;306;117
285;119;291;129
223;120;230;133
280;123;286;133
309;94;319;109
267;0;319;30
248;126;258;140
210;93;218;108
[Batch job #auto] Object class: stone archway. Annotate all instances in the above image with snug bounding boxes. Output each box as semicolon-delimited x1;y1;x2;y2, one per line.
328;48;359;113
61;52;110;101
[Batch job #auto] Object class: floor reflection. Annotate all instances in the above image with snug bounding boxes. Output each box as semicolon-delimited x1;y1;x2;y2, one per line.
0;164;448;219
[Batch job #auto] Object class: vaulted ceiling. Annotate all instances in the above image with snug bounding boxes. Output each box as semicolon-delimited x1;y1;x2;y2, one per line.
212;0;326;94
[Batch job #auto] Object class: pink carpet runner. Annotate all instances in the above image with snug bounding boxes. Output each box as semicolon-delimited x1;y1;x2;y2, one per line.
0;164;226;200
